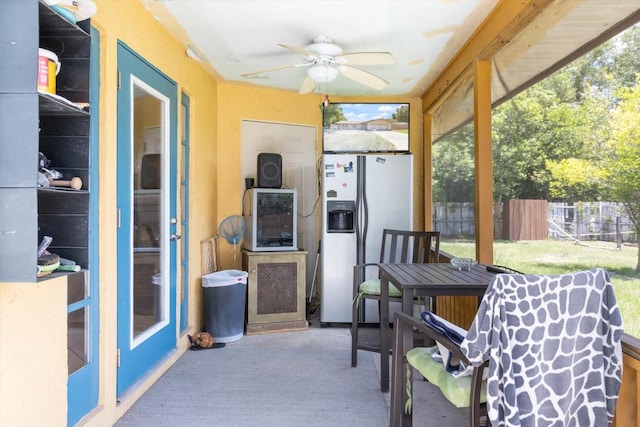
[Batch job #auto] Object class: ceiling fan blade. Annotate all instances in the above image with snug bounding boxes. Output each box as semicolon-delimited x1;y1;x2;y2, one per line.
336;52;396;65
338;65;390;91
299;76;318;94
279;44;318;60
241;63;310;78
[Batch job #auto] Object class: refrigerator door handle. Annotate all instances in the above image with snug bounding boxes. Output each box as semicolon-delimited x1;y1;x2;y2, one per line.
355;155;362;264
361;156;368;262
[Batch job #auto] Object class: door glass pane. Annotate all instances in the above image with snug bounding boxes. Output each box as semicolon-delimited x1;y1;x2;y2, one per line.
132;82;165;337
67;271;87;305
67;271;89;374
68;307;87;374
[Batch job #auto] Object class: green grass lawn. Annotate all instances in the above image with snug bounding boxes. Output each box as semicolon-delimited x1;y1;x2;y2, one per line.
440;239;640;337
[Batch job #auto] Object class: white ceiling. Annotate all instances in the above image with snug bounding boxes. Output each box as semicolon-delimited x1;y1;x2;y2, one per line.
140;0;498;97
139;0;640;104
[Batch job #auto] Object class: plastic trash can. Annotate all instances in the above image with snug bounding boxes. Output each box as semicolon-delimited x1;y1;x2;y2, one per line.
202;269;248;343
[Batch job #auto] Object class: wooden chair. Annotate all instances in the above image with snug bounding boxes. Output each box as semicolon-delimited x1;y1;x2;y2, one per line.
200;234;220;275
351;229;440;371
391;311;489;426
390;268;624;426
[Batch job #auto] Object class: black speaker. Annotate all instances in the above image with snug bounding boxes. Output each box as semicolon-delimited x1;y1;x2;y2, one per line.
257;153;282;188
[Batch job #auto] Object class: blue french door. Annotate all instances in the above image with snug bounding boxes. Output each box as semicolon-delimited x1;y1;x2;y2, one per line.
67;26;100;427
116;42;178;396
179;93;191;333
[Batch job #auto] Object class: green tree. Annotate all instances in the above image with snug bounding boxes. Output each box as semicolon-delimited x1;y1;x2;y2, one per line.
613;25;640;89
545;158;608;202
432;125;475;202
392;105;409;122
491;81;565;201
322;104;345;127
605;81;640;271
492;61;615;202
568;24;640;98
435;24;640;207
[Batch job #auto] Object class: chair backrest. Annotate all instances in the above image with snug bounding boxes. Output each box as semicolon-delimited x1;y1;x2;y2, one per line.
461;268;624;426
379;229;440;264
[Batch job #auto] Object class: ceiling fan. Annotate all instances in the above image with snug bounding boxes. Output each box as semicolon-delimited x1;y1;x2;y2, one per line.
241;36;396;94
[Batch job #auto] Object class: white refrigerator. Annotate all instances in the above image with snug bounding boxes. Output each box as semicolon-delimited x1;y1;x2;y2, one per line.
320;153;413;324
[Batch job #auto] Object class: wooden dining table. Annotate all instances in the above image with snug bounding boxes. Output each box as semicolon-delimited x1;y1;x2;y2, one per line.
377;262;498;393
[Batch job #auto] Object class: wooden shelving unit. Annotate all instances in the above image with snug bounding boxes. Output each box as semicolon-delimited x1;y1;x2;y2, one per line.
0;0;91;282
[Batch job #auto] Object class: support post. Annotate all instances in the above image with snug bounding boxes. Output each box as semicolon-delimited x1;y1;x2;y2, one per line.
473;59;493;264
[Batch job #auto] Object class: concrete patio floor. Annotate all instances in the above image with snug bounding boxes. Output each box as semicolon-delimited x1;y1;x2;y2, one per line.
114;312;469;426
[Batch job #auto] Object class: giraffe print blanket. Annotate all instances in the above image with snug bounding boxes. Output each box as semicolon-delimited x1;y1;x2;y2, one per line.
461;268;623;426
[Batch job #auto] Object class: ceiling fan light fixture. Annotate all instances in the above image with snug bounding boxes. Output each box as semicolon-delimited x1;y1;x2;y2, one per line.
306;36;343;57
307;64;339;84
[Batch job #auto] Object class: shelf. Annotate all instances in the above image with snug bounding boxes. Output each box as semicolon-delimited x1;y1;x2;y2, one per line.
37;268;87;283
0;0;91;282
39;1;91;106
39;92;89;116
38;187;88;194
39;1;91;39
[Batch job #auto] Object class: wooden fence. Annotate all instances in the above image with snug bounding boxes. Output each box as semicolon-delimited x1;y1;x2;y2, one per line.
503;199;548;240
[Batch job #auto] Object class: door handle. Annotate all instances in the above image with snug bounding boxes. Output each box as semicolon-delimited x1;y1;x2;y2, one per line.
170;233;182;240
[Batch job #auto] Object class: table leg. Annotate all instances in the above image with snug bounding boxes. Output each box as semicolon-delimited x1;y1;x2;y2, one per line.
402;290;413;316
401;290;416;425
390;316;400;426
380;274;390;393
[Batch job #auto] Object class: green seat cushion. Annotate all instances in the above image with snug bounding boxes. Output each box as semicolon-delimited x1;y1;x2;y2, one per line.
406;346;487;409
359;279;401;298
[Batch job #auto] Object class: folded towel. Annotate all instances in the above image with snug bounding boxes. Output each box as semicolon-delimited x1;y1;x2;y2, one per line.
420;311;474;378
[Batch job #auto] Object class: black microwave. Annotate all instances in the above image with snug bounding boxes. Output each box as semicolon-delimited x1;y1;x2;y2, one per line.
242;188;298;251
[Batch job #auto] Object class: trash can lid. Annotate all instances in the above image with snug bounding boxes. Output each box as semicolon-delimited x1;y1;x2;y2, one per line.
202;269;248;287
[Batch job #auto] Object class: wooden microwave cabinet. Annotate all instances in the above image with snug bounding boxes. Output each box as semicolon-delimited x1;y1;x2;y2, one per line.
242;250;308;334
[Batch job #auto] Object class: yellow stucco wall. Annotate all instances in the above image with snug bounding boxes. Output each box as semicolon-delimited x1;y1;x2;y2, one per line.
0;2;422;426
215;86;424;270
216;83;322;268
0;276;68;426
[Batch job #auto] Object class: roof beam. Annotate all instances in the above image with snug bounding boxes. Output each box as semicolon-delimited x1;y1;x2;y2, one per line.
421;0;554;114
